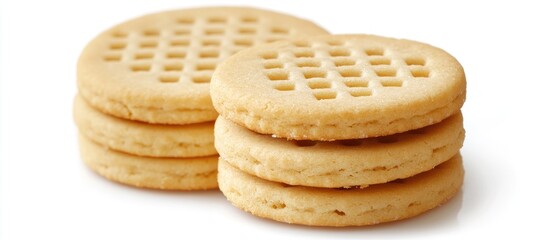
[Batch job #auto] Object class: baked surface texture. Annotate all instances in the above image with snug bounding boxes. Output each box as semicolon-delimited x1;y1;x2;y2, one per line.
211;34;466;140
74;95;215;158
218;154;464;227
79;135;218;190
77;7;329;124
215;113;464;188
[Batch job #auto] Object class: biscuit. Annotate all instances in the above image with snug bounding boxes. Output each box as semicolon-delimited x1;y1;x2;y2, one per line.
74;95;215;158
211;34;466;140
77;7;329;124
78;135;218;190
215;112;464;188
218;154;464;227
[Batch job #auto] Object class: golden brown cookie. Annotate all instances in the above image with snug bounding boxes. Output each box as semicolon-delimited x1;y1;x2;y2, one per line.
218;154;464;227
211;34;466;140
77;7;329;124
78;135;218;190
74;95;215;158
215;113;464;188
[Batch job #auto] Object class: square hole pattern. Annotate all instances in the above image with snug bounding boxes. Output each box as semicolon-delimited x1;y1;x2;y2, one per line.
261;40;431;100
102;15;294;84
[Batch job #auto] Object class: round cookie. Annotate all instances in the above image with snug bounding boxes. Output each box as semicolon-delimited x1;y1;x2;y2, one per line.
78;7;329;125
78;135;218;190
74;95;215;158
211;34;466;140
215;112;464;188
218;154;464;227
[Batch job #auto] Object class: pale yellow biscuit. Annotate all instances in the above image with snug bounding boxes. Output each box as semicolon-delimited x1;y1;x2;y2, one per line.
74;95;215;158
78;135;218;190
218;154;464;227
215;113;464;188
211;34;466;140
78;7;329;124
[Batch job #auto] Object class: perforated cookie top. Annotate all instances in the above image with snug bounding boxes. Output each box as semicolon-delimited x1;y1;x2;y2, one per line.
211;35;466;140
77;7;329;124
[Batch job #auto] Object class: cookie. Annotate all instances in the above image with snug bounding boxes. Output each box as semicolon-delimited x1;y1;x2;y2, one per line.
78;135;218;190
218;154;464;227
77;7;329;125
211;34;466;140
215;112;464;188
74;95;215;158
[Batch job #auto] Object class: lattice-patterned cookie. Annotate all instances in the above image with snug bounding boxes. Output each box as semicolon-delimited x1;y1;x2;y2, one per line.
211;35;466;140
77;7;329;124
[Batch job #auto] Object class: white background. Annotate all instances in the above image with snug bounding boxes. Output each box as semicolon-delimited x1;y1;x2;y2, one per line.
1;0;548;239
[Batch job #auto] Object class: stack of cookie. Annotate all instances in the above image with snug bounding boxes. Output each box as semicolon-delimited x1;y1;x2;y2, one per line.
211;35;466;226
74;7;329;190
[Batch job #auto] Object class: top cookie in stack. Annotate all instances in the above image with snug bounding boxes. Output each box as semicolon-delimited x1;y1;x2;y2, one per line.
212;35;465;140
78;7;329;125
211;34;466;226
74;7;330;190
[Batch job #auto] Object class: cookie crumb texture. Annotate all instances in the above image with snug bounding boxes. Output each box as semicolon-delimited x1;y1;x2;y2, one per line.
218;155;464;227
77;7;329;124
79;135;218;190
211;34;466;140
